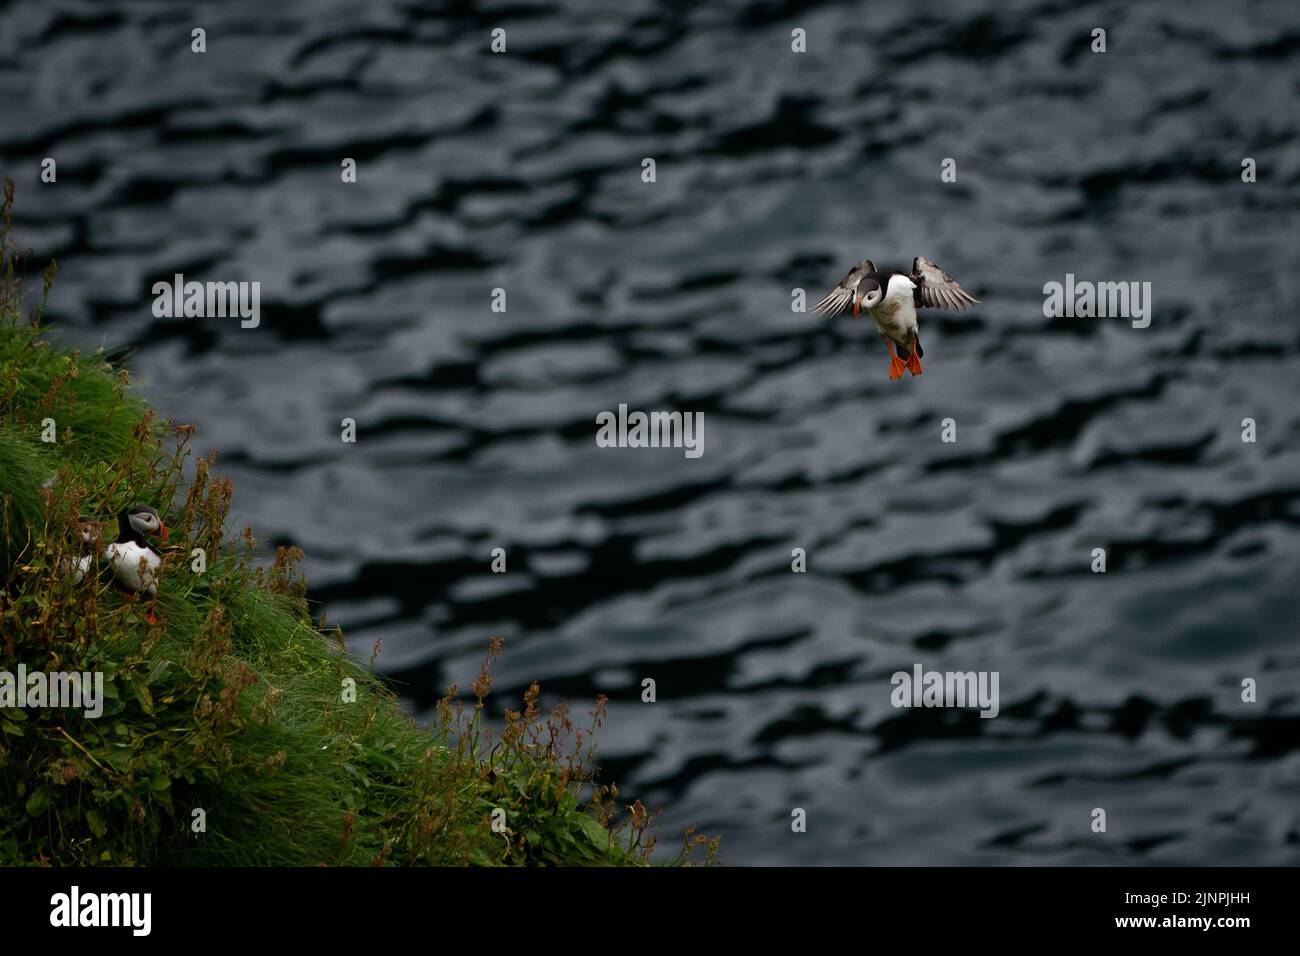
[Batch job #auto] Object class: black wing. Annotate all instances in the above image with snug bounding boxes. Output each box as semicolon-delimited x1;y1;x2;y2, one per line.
911;256;979;311
812;259;877;317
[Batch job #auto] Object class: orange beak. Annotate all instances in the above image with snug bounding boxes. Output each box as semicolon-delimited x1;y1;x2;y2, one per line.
853;294;860;317
159;522;169;542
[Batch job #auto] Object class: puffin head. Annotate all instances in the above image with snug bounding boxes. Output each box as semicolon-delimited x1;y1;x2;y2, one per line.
76;515;101;547
853;276;883;316
120;504;169;543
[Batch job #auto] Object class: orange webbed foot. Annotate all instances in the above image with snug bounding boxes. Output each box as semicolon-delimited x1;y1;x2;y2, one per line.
888;356;906;380
906;351;923;376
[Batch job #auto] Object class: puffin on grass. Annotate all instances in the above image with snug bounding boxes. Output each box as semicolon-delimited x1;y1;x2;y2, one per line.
813;256;979;380
69;515;102;584
103;504;168;624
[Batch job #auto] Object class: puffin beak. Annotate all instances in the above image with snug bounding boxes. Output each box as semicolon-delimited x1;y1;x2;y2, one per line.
159;522;170;542
853;293;860;317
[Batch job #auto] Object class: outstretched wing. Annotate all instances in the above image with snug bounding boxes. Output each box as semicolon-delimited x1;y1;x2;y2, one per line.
911;256;979;311
813;259;876;317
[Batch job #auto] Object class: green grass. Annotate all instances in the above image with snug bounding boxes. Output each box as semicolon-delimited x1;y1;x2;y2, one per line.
0;180;715;866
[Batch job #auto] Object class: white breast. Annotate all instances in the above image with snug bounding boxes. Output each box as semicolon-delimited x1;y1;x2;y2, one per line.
869;274;919;339
104;542;161;595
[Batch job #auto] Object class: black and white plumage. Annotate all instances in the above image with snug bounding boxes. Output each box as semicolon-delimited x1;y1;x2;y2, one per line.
813;256;979;379
103;504;168;603
811;258;878;321
68;515;102;583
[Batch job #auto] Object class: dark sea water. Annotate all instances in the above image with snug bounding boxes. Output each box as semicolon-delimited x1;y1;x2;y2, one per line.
3;0;1299;865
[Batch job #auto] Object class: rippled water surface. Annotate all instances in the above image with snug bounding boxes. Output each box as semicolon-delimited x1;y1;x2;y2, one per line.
3;0;1300;864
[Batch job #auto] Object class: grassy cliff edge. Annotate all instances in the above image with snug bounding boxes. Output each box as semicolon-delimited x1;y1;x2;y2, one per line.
0;183;707;866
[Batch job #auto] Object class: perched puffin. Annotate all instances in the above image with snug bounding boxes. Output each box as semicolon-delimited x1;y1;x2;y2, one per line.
69;515;103;584
814;256;979;380
104;504;168;622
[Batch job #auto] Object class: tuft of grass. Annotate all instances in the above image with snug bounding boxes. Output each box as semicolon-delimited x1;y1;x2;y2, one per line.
0;180;718;866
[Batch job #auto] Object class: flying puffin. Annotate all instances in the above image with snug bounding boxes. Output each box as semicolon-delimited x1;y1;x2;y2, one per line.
813;256;979;380
104;504;168;623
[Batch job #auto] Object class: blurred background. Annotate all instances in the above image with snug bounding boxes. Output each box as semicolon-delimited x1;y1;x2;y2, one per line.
2;0;1299;864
